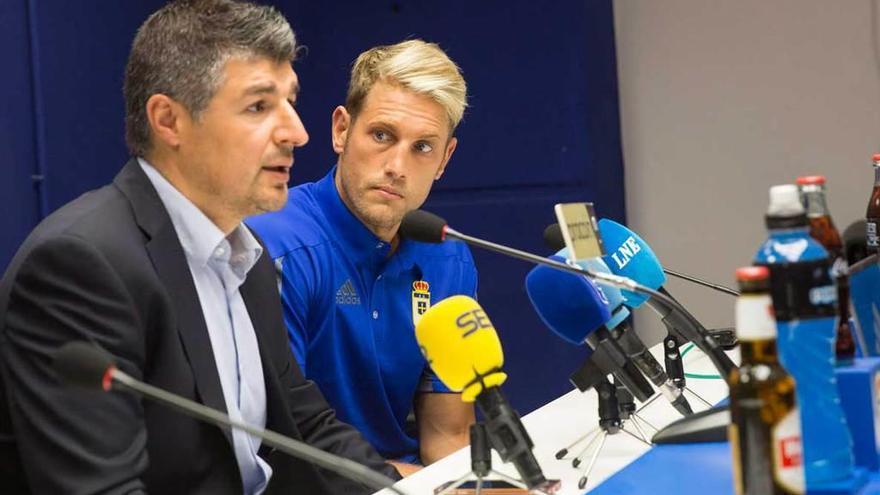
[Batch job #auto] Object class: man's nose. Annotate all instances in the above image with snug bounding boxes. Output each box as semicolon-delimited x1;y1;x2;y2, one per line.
275;103;309;149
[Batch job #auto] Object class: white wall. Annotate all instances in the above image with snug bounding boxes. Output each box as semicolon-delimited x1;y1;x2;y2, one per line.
613;0;880;344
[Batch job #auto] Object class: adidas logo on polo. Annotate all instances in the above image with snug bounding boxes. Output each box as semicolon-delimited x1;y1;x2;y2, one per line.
335;279;361;305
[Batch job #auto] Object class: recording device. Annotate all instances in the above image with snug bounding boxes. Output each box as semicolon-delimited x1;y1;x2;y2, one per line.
53;342;406;495
414;296;553;492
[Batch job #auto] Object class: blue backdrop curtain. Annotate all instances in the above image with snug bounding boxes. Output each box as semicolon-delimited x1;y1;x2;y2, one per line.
1;0;626;415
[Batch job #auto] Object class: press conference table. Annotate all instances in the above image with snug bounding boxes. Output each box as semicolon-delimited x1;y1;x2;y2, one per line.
374;345;734;495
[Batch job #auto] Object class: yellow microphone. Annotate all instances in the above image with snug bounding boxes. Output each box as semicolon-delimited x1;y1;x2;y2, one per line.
415;295;507;402
416;296;549;490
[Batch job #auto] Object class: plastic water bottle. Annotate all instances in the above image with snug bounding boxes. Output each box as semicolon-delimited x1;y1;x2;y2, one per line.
753;184;854;486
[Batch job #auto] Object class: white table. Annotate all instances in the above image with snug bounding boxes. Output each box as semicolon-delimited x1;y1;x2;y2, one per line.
375;344;736;495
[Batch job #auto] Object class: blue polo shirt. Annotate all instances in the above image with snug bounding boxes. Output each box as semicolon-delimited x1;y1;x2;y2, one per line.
246;167;478;462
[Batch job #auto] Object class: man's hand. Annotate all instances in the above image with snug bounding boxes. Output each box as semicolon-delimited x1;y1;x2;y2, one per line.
415;392;475;465
388;460;423;478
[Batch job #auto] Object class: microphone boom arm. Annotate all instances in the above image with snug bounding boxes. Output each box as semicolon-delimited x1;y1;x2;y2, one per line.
110;370;406;495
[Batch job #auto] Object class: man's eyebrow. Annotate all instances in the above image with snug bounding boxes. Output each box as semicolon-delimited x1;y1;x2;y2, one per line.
242;81;300;99
243;82;279;97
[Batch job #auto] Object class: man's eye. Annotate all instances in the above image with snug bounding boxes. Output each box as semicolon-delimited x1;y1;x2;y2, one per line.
415;142;434;154
247;101;267;113
373;130;390;142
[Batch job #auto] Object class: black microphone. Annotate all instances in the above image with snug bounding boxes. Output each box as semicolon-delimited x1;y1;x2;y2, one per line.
843;219;869;266
400;210;735;378
54;342;406;495
543;223;739;297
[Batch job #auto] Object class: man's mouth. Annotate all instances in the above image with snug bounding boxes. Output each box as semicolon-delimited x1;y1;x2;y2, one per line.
262;164;291;174
373;185;403;199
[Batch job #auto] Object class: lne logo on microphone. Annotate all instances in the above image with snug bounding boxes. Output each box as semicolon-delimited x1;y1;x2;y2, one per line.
455;308;493;338
610;236;641;270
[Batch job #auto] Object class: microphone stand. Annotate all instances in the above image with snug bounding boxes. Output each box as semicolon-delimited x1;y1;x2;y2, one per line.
564;377;651;490
436;423;529;495
663;333;713;409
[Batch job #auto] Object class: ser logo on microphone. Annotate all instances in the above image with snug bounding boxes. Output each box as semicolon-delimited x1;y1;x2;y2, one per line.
456;309;493;338
609;236;642;270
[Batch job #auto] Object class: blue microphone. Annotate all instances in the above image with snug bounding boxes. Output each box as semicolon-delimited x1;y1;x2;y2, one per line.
597;219;666;308
593;219;735;374
526;253;693;415
526;255;653;401
524;253;611;345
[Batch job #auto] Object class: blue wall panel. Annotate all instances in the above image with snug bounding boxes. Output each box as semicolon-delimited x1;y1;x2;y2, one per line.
0;0;41;269
32;0;166;210
2;0;625;416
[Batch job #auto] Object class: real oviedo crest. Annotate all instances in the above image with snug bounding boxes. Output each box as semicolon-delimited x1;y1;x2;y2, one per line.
412;280;431;326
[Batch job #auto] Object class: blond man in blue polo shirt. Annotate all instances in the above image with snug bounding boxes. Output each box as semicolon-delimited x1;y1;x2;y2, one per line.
248;40;476;476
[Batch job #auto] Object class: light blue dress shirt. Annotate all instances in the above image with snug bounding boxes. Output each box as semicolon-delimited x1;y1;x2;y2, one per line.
139;158;272;494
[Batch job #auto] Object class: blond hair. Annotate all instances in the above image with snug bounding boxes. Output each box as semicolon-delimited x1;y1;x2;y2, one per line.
346;39;467;132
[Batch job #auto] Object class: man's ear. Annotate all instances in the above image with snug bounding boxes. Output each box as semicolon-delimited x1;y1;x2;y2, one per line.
331;106;351;155
434;136;458;180
146;94;188;150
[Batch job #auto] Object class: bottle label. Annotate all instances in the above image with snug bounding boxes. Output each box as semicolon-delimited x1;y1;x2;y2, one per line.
868;220;879;248
772;407;805;493
759;259;837;321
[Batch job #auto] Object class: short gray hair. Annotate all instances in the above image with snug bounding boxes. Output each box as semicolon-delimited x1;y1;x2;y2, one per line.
124;0;297;156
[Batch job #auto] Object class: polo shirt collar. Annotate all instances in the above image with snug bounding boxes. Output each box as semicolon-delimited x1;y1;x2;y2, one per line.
316;166;420;273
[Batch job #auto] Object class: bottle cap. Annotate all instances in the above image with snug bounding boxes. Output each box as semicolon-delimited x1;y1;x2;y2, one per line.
795;175;825;186
767;184;805;216
735;266;769;281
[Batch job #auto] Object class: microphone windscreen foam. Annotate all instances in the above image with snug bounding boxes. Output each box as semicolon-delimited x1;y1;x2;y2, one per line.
543;223;565;251
54;342;115;390
597;219;667;307
525;256;611;345
415;295;507;402
399;210;447;243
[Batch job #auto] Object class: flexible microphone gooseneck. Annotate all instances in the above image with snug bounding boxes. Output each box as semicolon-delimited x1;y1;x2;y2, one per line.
400;210;735;377
53;342;406;495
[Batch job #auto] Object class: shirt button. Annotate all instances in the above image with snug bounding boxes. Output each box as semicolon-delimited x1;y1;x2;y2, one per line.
376;275;382;281
372;310;379;319
376;242;384;249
